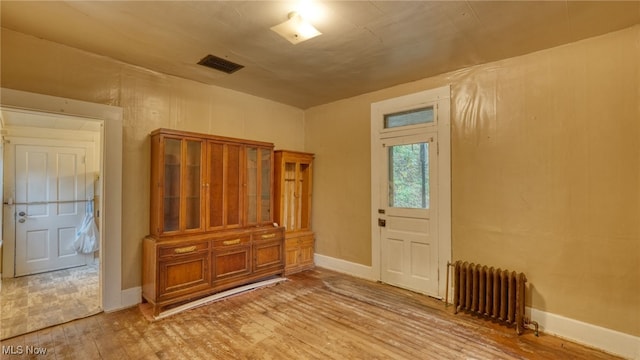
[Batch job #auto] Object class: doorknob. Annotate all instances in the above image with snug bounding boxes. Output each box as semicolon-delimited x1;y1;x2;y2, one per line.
18;218;26;223
18;211;26;216
378;218;386;227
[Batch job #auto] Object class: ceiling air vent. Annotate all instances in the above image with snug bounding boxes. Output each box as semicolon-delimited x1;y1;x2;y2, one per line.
197;54;244;74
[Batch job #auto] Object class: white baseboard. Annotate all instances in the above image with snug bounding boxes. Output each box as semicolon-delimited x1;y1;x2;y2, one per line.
103;286;141;313
155;277;287;320
314;253;375;281
527;307;640;360
315;253;639;360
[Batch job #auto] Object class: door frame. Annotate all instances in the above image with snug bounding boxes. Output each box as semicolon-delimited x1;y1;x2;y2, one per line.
1;88;124;312
370;85;451;299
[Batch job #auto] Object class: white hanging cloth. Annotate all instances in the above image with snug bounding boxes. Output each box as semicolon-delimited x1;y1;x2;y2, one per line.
74;199;100;254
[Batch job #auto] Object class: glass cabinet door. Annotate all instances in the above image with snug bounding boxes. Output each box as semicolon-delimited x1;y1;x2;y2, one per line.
283;161;297;230
184;139;202;231
260;149;272;223
274;151;314;234
281;159;311;232
162;137;203;234
163;138;181;232
299;161;312;231
245;146;273;225
246;147;258;224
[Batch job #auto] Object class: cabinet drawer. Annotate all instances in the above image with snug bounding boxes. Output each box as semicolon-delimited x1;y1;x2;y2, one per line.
159;241;209;258
253;228;284;241
213;235;250;248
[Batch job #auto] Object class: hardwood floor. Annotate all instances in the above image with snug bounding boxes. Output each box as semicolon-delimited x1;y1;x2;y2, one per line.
0;268;622;359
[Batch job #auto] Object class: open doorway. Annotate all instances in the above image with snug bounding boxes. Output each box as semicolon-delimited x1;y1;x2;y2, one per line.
0;109;103;339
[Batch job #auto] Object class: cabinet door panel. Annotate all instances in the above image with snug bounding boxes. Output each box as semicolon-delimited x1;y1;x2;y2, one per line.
207;143;243;230
214;246;251;280
226;145;242;227
285;237;300;270
158;254;210;298
254;240;284;272
299;236;315;266
208;142;224;228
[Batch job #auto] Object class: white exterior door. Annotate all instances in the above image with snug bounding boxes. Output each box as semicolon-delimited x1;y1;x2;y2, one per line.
380;133;438;294
15;144;90;276
371;86;451;298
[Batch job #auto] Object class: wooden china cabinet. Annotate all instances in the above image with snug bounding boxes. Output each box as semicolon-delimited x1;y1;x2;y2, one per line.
143;128;285;316
274;150;315;274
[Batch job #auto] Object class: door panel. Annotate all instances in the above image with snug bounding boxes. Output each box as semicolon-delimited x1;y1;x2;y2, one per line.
380;135;438;296
15;145;89;276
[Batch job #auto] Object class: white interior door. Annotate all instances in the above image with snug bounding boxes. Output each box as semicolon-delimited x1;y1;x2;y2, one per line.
15;144;89;276
380;132;438;295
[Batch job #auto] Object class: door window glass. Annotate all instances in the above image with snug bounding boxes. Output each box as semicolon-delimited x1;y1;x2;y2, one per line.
388;142;429;209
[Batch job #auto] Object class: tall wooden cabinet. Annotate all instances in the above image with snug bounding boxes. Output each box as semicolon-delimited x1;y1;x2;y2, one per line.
144;129;285;316
274;150;315;274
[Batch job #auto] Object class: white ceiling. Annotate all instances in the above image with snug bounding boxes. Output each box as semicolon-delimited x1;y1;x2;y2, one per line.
1;1;639;109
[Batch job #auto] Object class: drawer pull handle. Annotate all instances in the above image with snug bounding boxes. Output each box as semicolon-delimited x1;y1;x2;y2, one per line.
261;233;276;239
223;239;241;246
174;246;197;254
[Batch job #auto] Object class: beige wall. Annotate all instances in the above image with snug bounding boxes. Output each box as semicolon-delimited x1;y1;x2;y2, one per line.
1;24;638;338
306;25;640;337
0;29;305;290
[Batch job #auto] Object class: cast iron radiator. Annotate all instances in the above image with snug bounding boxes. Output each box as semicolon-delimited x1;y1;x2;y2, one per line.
451;260;536;335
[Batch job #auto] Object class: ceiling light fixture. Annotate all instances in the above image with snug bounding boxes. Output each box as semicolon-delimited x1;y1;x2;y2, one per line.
270;11;322;45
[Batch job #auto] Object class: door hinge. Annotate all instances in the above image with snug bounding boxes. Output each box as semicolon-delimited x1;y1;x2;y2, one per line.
437;142;439;155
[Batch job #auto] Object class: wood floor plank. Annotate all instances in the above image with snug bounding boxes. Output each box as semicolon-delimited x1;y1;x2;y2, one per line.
0;268;625;359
